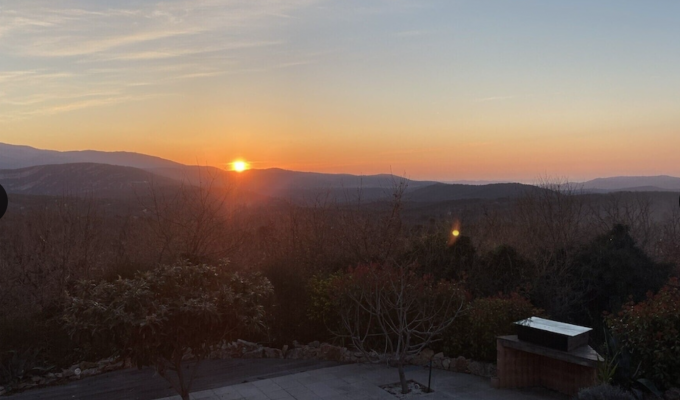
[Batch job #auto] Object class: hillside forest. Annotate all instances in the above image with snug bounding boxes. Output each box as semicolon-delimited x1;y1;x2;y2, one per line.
1;176;679;393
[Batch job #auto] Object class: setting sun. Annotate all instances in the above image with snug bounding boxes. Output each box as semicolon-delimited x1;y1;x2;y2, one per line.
232;161;249;172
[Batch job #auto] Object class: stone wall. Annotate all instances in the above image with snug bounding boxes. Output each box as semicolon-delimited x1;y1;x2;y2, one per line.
0;340;494;396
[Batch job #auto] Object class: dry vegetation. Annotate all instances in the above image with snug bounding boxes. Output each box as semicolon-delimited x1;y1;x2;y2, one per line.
0;179;678;391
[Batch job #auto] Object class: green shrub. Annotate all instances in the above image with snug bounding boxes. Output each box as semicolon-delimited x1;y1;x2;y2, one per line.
573;224;671;326
64;261;273;400
0;311;81;387
443;293;541;362
605;278;680;389
574;384;635;400
260;260;332;345
470;245;536;297
0;349;47;390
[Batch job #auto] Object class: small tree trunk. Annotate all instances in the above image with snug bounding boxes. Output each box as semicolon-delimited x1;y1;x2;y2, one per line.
398;361;408;394
174;356;190;400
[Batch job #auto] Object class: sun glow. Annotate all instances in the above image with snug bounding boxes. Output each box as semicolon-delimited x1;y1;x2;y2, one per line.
448;220;462;246
232;160;249;172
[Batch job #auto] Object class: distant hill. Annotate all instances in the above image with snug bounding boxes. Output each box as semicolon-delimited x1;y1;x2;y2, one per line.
0;142;183;170
0;163;180;198
0;161;541;204
404;182;544;202
581;176;680;192
150;166;439;202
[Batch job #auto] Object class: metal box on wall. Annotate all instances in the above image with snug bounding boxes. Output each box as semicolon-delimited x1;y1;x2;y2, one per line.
514;317;591;352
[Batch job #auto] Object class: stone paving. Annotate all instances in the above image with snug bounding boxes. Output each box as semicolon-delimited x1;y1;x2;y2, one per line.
154;363;568;400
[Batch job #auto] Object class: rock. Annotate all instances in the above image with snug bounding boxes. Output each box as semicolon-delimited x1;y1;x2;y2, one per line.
487;364;497;378
432;358;443;369
32;376;42;383
319;343;345;362
442;358;451;370
468;361;485;377
103;360;123;372
433;352;444;359
302;347;319;359
18;382;36;389
242;349;264;358
80;361;98;370
182;349;194;360
293;340;302;348
81;368;100;377
282;344;289;356
420;349;435;359
308;341;320;348
411;348;434;366
340;349;353;363
286;348;304;360
665;388;680;400
466;362;494;377
263;348;283;359
453;356;469;373
236;339;260;354
98;357;117;368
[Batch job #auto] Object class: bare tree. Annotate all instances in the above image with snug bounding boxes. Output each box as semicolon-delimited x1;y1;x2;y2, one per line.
514;177;589;272
0;195;105;313
336;178;408;264
589;192;655;253
331;262;465;394
138;173;242;264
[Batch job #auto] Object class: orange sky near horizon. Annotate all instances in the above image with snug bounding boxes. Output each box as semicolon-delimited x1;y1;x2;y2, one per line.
2;1;679;182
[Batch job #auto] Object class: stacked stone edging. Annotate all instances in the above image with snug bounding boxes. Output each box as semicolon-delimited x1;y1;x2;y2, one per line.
0;340;494;395
207;340;497;379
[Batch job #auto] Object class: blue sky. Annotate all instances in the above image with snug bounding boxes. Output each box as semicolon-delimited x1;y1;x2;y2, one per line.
1;1;679;180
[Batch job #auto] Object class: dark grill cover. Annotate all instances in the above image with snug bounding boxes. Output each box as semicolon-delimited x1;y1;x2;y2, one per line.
515;317;591;352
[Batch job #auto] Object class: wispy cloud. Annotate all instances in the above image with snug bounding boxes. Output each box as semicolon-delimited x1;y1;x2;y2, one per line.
393;30;429;38
0;0;320;120
473;95;519;103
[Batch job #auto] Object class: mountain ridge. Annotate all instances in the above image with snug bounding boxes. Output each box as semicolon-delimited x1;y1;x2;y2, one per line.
0;142;183;170
2;142;679;198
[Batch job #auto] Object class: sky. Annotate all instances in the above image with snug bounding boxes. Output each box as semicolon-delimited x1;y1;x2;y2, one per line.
1;0;679;182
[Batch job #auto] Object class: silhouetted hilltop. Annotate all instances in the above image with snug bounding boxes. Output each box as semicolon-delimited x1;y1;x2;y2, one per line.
0;142;183;170
0;163;180;198
581;176;680;192
404;182;544;202
149;167;439;202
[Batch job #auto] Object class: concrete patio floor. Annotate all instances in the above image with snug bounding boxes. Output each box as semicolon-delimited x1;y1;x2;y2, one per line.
6;359;569;400
154;363;569;400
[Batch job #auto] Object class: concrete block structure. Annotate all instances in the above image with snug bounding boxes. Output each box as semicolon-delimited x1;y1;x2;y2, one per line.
497;335;602;396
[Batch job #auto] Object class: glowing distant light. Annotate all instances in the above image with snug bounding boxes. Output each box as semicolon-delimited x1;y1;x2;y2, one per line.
232;160;248;172
452;230;460;237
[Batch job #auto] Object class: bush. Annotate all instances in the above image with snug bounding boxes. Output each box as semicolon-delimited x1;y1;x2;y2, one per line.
574;384;635;400
260;260;332;346
0;349;46;390
442;293;541;362
469;245;536;297
0;311;82;387
605;278;680;389
573;224;671;326
64;261;273;400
